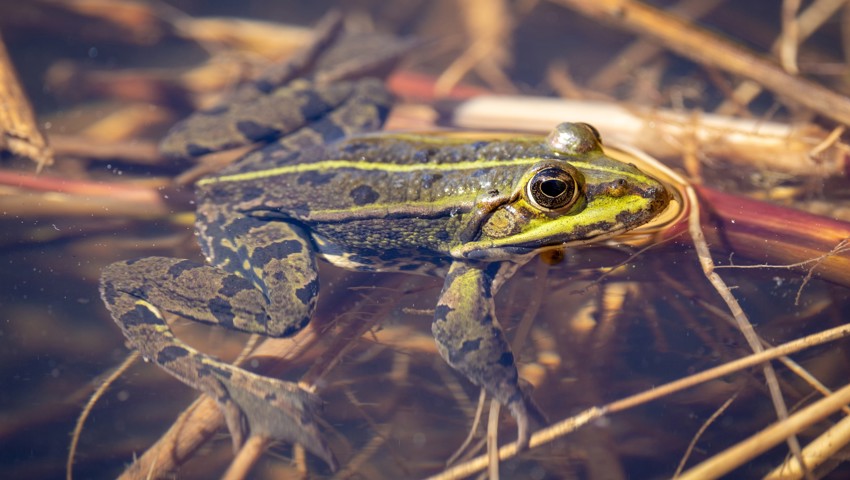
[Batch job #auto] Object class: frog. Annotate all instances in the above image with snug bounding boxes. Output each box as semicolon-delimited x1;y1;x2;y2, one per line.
99;18;670;472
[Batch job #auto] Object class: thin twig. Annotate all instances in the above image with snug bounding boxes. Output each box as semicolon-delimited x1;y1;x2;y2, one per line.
677;382;850;480
717;0;849;114
764;414;850;479
685;185;810;479
0;33;53;170
550;0;850;126
673;393;739;478
487;400;501;480
222;435;269;480
429;322;850;480
588;0;727;91
780;0;802;74
66;351;140;480
447;389;487;466
511;259;549;355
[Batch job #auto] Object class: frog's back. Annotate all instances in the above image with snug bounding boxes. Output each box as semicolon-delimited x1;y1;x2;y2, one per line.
196;134;552;271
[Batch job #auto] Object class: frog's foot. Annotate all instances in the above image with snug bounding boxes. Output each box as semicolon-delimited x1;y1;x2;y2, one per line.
199;360;338;471
506;384;549;451
433;262;549;452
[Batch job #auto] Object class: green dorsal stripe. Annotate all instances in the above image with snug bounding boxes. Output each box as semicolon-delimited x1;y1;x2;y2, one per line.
197;157;641;186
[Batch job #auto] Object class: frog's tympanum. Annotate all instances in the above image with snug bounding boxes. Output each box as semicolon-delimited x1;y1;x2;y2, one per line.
99;21;669;471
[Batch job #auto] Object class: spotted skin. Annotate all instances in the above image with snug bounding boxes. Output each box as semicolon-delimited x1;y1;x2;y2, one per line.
432;261;548;450
100;223;332;467
100;19;670;472
100;22;396;471
159;79;358;158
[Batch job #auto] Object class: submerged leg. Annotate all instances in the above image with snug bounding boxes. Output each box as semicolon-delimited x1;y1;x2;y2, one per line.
99;221;336;470
432;261;546;450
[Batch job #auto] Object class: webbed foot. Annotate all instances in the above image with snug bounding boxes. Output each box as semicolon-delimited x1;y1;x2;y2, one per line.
201;362;338;471
100;259;336;470
507;383;549;451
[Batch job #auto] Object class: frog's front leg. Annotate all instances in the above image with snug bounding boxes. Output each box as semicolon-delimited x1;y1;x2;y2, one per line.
432;261;547;450
99;221;336;470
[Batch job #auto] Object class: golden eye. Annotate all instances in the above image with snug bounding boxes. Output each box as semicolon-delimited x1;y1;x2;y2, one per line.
527;166;579;211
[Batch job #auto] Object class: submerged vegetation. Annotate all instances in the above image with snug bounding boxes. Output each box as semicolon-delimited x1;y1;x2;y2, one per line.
1;1;849;479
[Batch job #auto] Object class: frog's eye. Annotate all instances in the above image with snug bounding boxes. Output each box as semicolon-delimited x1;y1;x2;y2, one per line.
526;166;580;211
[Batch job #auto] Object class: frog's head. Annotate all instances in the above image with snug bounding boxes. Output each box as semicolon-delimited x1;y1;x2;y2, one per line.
453;122;670;262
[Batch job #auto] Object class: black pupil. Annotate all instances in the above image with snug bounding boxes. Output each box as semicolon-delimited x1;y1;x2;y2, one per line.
540;178;567;198
531;169;575;210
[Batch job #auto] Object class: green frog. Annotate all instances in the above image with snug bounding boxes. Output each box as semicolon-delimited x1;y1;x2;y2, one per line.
99;22;669;472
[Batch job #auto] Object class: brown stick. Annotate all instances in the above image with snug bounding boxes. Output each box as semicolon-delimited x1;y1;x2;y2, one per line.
116;275;416;479
695;185;850;288
222;436;269;480
429;322;850;480
550;0;850;126
676;381;850;480
0;32;53;170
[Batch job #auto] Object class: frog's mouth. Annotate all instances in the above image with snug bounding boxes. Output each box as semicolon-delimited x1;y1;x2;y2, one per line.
458;222;630;262
455;184;670;262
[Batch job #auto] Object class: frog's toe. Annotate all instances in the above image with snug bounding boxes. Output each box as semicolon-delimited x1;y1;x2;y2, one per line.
508;387;548;452
205;365;338;471
218;392;249;450
509;400;535;451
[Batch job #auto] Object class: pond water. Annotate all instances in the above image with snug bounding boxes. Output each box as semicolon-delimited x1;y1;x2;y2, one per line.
2;1;849;479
